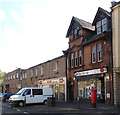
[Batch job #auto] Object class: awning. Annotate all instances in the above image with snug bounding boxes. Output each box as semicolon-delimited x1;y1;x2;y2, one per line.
76;73;104;80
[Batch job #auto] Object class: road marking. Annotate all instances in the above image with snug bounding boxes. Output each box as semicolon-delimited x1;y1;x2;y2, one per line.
23;112;29;114
17;109;21;112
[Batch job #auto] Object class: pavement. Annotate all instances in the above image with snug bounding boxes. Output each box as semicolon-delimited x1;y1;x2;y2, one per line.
27;101;120;113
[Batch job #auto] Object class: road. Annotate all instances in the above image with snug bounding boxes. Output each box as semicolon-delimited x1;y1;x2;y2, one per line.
0;100;119;115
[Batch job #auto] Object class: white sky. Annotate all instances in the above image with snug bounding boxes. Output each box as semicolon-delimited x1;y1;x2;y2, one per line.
0;0;119;72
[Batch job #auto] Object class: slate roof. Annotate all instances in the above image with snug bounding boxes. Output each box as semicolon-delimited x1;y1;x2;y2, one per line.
75;17;95;31
66;16;95;37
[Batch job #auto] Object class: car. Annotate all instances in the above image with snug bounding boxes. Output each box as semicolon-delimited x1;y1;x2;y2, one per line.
0;93;5;99
1;93;15;102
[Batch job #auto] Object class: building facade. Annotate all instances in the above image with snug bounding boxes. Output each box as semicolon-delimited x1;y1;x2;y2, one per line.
65;7;113;104
111;1;120;107
3;55;67;101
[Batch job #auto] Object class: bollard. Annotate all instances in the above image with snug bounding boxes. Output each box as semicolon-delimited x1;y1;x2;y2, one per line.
91;89;97;108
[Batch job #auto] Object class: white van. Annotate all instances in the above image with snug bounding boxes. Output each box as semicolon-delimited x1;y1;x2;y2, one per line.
9;87;53;107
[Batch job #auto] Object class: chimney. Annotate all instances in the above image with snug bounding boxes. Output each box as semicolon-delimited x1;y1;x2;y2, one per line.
111;1;118;7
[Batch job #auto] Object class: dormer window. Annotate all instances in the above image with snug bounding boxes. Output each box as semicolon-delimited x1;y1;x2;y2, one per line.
78;30;82;37
96;21;102;34
102;18;107;32
96;18;108;34
74;28;78;39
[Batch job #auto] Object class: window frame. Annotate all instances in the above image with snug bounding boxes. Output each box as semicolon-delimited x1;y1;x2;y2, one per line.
102;18;108;32
75;51;78;67
79;50;82;66
71;53;74;68
96;21;102;34
97;43;102;62
92;45;96;63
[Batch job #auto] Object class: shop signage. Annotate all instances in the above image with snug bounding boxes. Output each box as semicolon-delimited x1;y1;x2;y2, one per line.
74;68;107;77
38;77;65;85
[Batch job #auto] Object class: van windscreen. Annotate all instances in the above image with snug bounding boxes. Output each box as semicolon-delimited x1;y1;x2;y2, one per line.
17;88;25;95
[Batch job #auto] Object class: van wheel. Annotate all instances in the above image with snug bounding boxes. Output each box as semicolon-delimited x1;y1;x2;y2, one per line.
44;100;47;105
19;101;24;107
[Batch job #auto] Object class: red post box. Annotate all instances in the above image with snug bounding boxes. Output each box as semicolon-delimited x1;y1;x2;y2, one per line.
91;89;97;108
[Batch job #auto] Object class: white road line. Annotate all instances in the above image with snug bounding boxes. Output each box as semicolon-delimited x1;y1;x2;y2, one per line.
17;109;21;112
23;112;29;114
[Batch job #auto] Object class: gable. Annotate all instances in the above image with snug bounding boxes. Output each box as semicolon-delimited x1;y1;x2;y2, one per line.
92;7;111;26
66;16;94;38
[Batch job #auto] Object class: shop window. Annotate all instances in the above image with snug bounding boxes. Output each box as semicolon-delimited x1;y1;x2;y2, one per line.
79;50;82;66
97;43;102;62
71;53;74;68
92;45;96;63
75;51;78;67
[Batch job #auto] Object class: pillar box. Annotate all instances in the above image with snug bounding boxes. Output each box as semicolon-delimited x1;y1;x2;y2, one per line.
91;89;97;108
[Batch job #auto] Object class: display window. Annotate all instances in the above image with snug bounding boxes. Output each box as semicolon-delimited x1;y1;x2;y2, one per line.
78;78;104;100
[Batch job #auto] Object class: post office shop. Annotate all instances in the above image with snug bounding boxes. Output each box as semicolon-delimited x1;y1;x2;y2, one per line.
74;67;108;103
38;77;67;101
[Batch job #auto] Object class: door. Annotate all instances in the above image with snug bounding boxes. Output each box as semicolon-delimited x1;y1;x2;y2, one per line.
32;89;43;103
23;89;34;104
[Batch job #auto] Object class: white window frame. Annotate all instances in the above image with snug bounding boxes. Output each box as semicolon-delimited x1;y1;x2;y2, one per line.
79;50;82;66
102;18;107;32
92;45;96;63
35;68;38;77
25;72;27;79
41;66;43;76
16;73;18;79
97;43;102;62
96;21;102;34
55;61;59;73
71;53;74;68
75;51;78;67
31;70;33;78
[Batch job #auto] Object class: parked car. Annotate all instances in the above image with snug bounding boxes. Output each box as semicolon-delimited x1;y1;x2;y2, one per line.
0;93;5;99
1;93;15;102
9;87;53;107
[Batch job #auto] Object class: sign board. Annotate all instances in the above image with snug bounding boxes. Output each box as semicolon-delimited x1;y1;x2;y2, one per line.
38;77;66;85
74;68;107;77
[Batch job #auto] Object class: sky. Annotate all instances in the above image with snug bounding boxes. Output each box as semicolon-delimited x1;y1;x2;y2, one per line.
0;0;119;73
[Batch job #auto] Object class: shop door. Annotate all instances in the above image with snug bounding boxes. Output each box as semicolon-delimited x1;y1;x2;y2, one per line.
55;85;59;100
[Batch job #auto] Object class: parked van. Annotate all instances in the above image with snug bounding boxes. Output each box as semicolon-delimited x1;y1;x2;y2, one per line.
9;87;53;107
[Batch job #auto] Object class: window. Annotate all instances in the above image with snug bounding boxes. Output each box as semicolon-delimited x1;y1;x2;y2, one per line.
92;45;96;63
55;61;59;73
96;21;101;34
16;73;18;79
79;50;82;66
31;70;33;78
23;89;31;96
75;51;78;67
35;68;38;77
70;30;74;41
78;30;82;37
13;74;15;79
97;43;102;62
32;89;43;95
25;72;27;79
102;18;107;32
11;75;12;80
71;53;74;68
41;66;43;76
74;28;78;39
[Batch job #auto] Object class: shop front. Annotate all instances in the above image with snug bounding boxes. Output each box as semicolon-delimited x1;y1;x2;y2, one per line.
74;67;107;103
38;77;66;101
